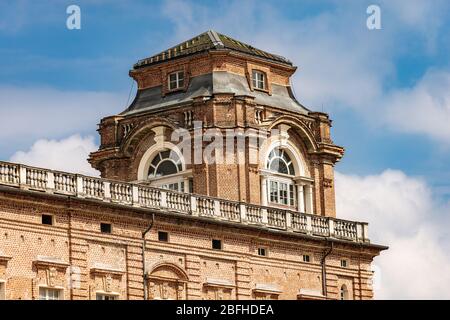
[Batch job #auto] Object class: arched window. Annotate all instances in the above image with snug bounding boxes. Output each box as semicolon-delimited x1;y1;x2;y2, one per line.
147;149;187;192
340;285;348;300
148;150;182;178
265;148;296;207
267;148;295;176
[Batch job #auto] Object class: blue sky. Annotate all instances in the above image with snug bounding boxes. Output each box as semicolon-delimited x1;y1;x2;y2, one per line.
1;0;449;298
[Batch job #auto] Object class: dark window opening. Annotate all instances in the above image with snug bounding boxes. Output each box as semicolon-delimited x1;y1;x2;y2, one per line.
258;248;267;256
101;223;112;234
158;231;169;242
212;239;222;250
42;214;53;226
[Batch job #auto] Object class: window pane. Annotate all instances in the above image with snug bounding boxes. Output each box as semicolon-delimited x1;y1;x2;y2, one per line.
280;183;288;205
270;181;278;203
288;163;295;176
151;153;161;166
160;150;170;160
39;288;61;300
155;160;178;177
270;158;289;174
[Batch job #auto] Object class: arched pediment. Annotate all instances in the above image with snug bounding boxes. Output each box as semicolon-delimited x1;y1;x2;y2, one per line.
122;116;179;157
267;115;318;153
148;263;189;282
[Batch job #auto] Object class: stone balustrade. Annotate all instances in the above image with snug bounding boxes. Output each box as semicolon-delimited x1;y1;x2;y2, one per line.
0;161;370;243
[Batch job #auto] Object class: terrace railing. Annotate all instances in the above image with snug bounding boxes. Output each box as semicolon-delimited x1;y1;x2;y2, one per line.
0;161;369;243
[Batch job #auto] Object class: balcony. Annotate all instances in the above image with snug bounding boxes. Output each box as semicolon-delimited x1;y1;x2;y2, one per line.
0;161;369;243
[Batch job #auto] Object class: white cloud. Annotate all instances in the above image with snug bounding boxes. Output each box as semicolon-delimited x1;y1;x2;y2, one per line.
335;170;450;299
382;70;450;143
161;0;450;144
9;134;100;176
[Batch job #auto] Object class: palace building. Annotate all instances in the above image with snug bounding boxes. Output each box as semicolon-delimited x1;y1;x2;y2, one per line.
0;31;387;300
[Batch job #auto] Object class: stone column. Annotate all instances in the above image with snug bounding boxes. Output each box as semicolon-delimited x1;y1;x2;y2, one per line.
305;183;314;214
260;174;268;206
183;177;190;193
296;183;305;213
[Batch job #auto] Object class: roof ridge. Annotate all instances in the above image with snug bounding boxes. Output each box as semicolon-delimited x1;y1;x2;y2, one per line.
133;30;292;69
206;30;224;48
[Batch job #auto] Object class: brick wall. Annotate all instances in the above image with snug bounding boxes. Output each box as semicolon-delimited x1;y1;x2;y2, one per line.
0;188;381;300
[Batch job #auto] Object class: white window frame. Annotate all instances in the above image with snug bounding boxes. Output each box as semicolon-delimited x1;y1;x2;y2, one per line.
96;292;119;300
257;247;267;257
39;286;63;300
0;281;5;300
150;173;187;192
252;70;266;90
268;177;295;207
147;149;190;192
168;71;185;90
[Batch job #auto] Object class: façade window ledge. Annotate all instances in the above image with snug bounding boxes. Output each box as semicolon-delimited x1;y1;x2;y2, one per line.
0;161;369;244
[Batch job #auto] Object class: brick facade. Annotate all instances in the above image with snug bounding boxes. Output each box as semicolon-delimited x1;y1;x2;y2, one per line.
0;31;386;300
0;188;382;300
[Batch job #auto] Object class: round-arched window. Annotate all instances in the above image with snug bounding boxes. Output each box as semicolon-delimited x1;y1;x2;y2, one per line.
265;147;297;207
267;148;295;176
148;150;182;178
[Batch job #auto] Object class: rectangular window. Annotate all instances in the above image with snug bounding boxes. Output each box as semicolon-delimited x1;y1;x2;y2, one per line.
212;239;222;250
279;182;288;205
252;70;266;90
168;71;184;90
159;181;184;192
303;254;310;263
0;282;5;300
269;179;295;207
100;223;112;234
39;287;62;300
270;180;278;203
289;185;295;206
41;214;53;225
158;231;169;242
258;248;267;256
341;259;348;268
96;293;118;300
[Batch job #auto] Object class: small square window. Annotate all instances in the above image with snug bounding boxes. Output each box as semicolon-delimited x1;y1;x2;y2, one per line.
341;259;348;268
303;254;310;263
100;223;112;234
168;71;184;90
41;214;53;226
258;248;267;256
212;239;222;250
252;70;266;90
158;231;169;242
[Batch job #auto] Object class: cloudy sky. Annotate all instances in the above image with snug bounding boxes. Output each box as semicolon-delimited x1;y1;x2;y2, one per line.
1;0;449;299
